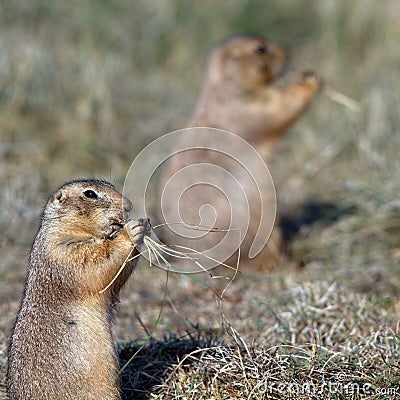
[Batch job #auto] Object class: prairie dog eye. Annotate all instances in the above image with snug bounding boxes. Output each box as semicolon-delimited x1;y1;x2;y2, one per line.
83;189;98;199
254;42;267;54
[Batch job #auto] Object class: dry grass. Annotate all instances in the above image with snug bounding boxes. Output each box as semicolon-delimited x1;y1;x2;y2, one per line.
0;0;399;399
114;280;399;399
152;332;398;399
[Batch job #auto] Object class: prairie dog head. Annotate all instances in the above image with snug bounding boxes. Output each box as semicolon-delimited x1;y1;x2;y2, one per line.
207;35;287;91
43;179;133;240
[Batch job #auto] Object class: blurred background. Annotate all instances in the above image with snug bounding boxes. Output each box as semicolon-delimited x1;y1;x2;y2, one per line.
0;0;399;345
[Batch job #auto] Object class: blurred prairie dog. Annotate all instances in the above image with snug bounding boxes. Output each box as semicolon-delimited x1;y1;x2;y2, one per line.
7;179;150;400
190;35;321;156
159;36;320;271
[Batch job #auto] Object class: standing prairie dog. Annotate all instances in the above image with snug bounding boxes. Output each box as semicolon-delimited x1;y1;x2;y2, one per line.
7;179;150;400
189;35;321;154
159;36;320;271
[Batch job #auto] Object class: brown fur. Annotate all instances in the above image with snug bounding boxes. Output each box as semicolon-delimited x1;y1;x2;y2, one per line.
190;35;320;154
160;36;320;271
7;179;150;400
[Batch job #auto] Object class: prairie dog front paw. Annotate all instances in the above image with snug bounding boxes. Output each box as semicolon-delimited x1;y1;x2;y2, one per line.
126;218;151;246
298;71;322;92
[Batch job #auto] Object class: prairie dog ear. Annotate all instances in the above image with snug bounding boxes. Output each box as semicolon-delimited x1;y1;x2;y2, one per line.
222;49;240;81
224;47;239;62
51;190;68;207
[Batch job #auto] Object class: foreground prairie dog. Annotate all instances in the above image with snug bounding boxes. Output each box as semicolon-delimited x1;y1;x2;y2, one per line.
7;179;150;400
160;35;321;271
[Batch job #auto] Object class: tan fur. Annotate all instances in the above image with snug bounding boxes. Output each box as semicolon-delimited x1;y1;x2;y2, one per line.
190;35;320;153
160;36;320;271
7;179;150;400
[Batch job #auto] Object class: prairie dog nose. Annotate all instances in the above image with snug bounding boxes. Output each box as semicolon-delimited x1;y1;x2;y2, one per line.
122;196;133;218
